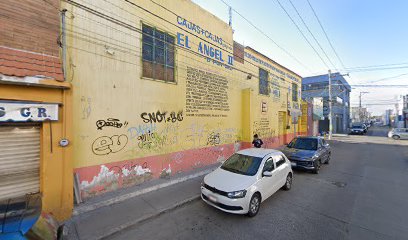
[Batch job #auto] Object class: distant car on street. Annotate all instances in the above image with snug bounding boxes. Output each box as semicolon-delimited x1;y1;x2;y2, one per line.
201;148;293;217
388;128;408;140
281;136;331;174
350;123;366;135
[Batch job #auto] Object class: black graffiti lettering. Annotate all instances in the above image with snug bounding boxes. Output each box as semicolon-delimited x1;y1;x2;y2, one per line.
141;110;183;124
207;132;221;146
141;113;150;123
96;118;127;130
92;134;128;155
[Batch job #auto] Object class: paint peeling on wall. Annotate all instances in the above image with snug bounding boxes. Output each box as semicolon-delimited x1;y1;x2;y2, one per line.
80;164;152;198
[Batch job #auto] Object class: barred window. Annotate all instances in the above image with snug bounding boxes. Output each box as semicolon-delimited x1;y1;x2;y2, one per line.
142;24;175;82
259;68;269;95
292;83;298;102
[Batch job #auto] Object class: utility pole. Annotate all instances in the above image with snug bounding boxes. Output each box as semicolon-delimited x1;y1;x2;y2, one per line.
359;91;369;123
328;70;332;140
228;6;232;27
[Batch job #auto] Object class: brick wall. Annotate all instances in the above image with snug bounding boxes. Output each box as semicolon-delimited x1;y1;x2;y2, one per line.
0;0;60;57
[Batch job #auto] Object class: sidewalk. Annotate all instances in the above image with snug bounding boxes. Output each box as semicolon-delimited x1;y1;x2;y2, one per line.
64;163;220;240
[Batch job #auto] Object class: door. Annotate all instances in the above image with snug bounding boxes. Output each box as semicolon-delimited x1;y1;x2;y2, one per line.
273;154;288;188
401;129;408;139
257;157;278;199
0;125;40;202
319;138;329;161
278;111;287;145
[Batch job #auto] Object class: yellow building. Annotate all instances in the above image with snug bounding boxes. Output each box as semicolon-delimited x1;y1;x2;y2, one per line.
0;0;73;222
62;0;304;201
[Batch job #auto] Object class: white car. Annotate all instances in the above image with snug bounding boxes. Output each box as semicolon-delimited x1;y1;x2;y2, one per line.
201;148;293;217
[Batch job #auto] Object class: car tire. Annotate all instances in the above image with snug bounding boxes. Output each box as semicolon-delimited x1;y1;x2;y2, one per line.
283;173;292;191
313;160;321;174
324;153;331;164
392;135;400;140
247;193;261;217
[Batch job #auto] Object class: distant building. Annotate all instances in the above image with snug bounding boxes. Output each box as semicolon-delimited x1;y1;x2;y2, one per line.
403;95;408;127
385;109;393;126
302;73;351;133
351;107;369;123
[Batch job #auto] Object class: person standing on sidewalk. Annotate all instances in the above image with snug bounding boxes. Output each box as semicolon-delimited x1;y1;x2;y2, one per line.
252;134;264;148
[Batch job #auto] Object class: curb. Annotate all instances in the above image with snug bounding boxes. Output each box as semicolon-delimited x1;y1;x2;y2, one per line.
73;168;213;216
97;195;201;240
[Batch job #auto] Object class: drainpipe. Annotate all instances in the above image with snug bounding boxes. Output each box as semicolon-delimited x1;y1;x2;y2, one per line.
61;9;67;80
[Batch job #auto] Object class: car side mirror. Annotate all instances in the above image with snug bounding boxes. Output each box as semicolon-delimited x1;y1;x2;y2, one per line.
263;171;273;177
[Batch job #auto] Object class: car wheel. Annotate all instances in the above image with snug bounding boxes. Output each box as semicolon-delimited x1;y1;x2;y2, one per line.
313;160;321;174
247;193;261;217
392;135;400;140
283;173;292;190
324;153;331;164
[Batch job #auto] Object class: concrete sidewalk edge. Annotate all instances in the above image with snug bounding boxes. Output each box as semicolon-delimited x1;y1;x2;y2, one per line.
98;195;201;240
73;168;213;216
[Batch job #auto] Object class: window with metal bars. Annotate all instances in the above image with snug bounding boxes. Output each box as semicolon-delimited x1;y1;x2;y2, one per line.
292;83;298;102
259;68;269;95
142;24;175;82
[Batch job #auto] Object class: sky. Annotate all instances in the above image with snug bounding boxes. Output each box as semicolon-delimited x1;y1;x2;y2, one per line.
192;0;408;115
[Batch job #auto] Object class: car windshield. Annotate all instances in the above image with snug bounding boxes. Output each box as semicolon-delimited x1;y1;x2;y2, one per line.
287;138;318;150
352;125;362;128
221;153;263;176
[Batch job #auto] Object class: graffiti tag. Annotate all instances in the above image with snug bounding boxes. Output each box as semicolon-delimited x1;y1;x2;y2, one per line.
207;132;221;146
141;110;183;124
137;131;167;150
92;134;128;155
96;118;128;130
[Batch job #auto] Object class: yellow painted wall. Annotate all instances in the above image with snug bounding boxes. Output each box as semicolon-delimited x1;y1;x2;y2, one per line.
0;84;73;221
62;0;304;198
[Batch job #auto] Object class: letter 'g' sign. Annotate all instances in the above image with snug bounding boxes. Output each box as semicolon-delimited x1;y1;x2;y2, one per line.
0;102;59;122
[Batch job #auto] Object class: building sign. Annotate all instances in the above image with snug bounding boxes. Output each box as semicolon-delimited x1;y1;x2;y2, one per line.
313;97;324;120
0;102;59;122
261;100;267;114
176;16;234;70
244;51;299;83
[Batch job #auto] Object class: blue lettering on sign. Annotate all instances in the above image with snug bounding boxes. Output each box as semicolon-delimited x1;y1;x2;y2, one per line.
177;32;191;49
37;108;47;118
176;15;233;51
197;42;228;64
244;52;299;83
20;108;31;117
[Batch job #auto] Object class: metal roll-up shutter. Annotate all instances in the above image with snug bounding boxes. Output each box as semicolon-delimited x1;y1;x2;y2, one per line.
0;126;40;201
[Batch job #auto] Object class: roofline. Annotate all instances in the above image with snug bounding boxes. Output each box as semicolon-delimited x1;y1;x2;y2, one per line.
245;46;302;79
302;72;352;91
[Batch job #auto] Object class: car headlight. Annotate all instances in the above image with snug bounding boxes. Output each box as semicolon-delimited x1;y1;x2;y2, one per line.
227;190;247;199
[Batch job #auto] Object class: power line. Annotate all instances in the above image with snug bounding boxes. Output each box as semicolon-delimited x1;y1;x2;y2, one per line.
218;0;312;73
274;0;330;69
287;0;336;69
306;0;346;70
45;0;302;93
364;73;408;83
343;62;408;71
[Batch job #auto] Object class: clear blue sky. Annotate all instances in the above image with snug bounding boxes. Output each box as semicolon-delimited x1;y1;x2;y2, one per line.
192;0;408;115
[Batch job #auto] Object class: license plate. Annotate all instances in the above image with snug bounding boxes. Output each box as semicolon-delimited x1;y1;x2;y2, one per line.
291;162;297;167
208;195;217;203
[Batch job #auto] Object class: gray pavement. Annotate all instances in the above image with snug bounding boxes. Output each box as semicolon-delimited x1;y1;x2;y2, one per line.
110;134;408;240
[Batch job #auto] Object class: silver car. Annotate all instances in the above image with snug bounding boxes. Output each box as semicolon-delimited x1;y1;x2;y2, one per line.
388;128;408;140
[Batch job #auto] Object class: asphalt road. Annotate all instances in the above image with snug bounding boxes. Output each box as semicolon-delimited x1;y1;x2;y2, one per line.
112;134;408;240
